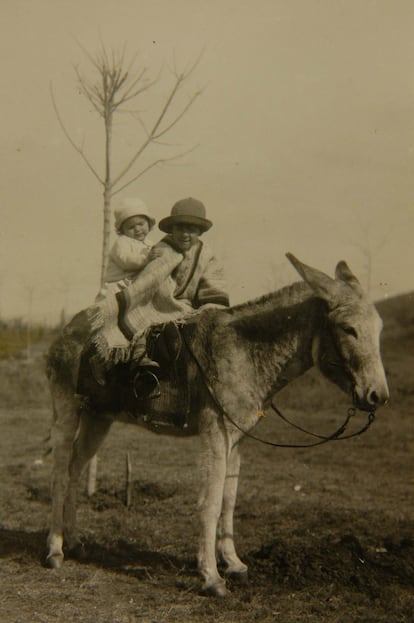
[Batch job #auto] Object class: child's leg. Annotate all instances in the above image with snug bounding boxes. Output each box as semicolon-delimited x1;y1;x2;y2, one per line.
130;335;160;400
89;352;107;386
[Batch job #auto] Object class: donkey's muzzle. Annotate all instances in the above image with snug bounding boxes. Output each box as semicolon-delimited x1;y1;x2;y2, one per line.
353;384;389;412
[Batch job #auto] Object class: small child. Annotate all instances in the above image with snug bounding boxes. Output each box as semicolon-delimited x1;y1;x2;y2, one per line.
101;197;156;294
91;197;159;386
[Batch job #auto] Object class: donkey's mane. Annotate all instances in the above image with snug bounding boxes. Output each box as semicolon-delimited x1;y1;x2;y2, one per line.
228;280;311;318
224;280;318;341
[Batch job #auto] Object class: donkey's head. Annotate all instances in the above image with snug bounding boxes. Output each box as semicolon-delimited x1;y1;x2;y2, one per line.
287;253;389;412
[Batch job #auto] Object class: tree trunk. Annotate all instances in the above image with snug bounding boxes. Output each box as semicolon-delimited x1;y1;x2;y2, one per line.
88;105;113;496
100;187;112;287
100;107;113;287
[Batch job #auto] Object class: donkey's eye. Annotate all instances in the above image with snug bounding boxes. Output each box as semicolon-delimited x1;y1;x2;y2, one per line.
339;325;358;338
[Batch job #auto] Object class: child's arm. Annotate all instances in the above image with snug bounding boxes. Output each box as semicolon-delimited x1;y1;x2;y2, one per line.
110;237;151;271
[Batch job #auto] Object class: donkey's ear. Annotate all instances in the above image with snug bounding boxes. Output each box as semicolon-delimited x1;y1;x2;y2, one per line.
286;253;336;301
335;261;361;288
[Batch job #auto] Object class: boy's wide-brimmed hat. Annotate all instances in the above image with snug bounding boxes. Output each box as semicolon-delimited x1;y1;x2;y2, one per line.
158;197;212;233
114;197;156;231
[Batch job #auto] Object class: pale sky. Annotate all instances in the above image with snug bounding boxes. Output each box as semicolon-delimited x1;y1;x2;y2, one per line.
2;0;414;323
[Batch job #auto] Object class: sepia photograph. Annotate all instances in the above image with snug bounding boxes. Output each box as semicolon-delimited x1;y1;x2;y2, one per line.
1;1;413;621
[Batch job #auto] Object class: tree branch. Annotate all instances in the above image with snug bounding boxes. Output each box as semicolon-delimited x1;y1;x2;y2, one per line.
129;111;151;137
111;73;184;186
49;82;103;184
113;76;159;109
153;88;203;139
112;145;199;196
73;37;101;72
169;46;205;83
75;67;104;115
116;66;148;99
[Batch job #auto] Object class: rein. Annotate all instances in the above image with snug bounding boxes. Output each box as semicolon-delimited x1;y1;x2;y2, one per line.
269;400;375;447
181;330;375;449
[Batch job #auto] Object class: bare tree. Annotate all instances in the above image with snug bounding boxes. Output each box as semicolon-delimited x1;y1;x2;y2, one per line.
51;45;203;287
51;45;203;495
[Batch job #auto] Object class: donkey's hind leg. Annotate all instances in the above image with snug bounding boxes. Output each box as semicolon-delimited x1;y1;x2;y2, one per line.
46;384;81;568
63;411;112;553
217;442;248;581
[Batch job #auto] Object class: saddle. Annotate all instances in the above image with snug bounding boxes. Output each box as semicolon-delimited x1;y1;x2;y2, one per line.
136;321;191;429
79;321;193;430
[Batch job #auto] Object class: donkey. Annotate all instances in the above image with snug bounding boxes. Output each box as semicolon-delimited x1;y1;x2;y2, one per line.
45;253;388;597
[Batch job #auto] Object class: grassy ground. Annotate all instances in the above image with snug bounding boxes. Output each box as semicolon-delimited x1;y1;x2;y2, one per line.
0;308;413;622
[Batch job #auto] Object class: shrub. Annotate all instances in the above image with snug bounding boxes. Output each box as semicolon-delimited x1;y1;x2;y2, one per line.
0;323;45;360
0;355;51;407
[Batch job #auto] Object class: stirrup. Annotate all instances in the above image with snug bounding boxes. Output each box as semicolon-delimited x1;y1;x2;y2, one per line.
132;370;161;401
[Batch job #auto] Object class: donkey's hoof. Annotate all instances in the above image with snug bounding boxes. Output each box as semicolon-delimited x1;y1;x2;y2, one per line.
226;569;249;584
46;553;64;569
200;580;228;598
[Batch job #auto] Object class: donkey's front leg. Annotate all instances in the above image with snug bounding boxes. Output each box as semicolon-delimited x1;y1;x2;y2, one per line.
217;442;248;581
46;385;80;568
197;415;228;597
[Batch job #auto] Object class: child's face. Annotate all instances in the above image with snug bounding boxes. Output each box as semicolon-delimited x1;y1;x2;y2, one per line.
170;223;201;251
121;216;150;241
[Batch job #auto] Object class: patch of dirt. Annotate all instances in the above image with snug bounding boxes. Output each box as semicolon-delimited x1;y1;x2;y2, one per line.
251;532;414;593
0;330;413;622
89;481;178;511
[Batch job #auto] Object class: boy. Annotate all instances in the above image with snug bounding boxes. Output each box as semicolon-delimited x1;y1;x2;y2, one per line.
90;197;229;399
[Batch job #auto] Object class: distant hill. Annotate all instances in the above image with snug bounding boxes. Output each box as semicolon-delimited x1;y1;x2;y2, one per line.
375;291;414;339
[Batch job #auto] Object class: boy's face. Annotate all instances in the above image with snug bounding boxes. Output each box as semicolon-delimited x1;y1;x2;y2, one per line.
170;223;201;251
121;215;150;241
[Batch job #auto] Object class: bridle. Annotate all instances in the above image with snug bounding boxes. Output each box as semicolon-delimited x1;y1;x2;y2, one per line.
268;400;375;448
181;330;376;449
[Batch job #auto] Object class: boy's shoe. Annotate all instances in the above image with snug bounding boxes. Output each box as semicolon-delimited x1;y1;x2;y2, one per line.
133;354;160;369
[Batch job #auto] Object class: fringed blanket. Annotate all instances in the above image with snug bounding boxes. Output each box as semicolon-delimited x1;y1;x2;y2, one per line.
88;237;229;363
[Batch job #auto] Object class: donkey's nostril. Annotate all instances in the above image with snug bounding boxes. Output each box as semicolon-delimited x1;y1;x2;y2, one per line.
369;390;379;404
